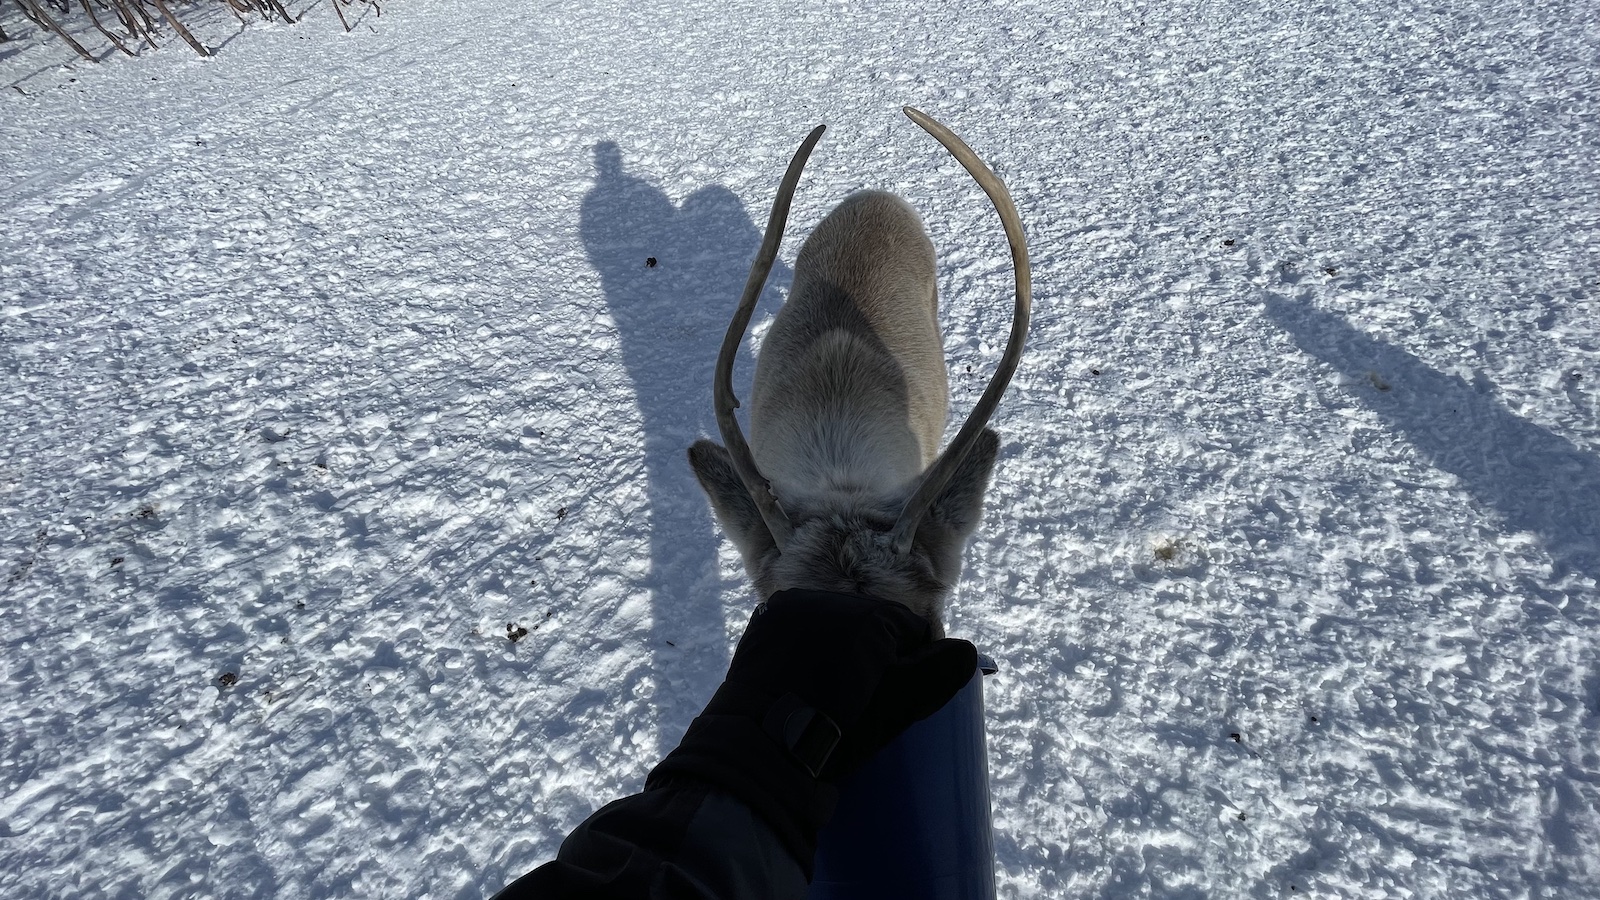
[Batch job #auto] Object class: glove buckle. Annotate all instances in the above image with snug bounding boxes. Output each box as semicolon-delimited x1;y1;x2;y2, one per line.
764;693;841;779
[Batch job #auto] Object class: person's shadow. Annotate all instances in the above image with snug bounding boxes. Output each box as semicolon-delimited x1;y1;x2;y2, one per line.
1263;295;1600;622
579;142;791;748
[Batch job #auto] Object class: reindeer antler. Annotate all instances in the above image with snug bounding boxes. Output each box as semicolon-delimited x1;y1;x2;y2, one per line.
889;107;1032;555
713;123;827;553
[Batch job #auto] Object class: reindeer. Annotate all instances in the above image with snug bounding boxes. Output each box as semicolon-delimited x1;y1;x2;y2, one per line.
687;107;1031;637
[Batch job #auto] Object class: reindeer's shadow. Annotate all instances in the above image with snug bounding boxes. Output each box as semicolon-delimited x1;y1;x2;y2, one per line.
1264;295;1600;621
579;142;790;742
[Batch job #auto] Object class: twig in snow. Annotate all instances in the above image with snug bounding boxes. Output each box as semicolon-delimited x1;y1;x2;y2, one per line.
261;0;295;24
17;0;97;60
80;0;134;56
148;0;208;56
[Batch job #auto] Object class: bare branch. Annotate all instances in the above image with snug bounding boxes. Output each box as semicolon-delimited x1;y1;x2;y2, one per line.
81;0;134;55
261;0;295;24
17;0;97;61
107;0;139;39
149;0;208;55
112;0;159;46
129;0;159;35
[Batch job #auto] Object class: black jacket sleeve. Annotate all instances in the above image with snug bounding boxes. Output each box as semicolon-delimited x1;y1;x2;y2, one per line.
490;591;977;900
490;779;809;900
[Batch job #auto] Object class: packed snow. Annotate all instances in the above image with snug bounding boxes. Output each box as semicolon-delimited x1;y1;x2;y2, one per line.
2;0;1597;896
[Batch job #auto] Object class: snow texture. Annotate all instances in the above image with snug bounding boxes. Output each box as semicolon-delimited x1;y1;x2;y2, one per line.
2;0;1598;897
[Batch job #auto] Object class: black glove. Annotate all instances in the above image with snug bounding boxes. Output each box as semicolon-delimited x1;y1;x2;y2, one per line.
646;589;978;870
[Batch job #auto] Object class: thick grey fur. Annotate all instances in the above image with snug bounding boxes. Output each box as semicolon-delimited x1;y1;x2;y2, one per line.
689;191;999;635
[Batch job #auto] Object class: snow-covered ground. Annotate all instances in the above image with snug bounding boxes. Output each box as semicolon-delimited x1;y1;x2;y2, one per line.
3;0;1597;896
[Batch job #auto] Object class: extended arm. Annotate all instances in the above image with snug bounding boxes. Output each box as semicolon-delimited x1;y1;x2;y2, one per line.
491;589;977;900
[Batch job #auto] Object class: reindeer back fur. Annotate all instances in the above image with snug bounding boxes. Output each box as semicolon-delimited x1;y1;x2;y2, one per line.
748;190;948;508
689;189;1000;634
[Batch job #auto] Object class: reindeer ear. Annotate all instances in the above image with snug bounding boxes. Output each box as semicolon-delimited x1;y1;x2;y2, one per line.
929;429;1000;534
688;439;778;564
915;428;1000;579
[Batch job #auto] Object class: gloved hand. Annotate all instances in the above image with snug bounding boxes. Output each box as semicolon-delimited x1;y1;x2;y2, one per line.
646;589;978;870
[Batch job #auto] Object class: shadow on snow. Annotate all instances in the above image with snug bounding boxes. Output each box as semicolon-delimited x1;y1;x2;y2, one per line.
1264;294;1600;624
578;141;789;749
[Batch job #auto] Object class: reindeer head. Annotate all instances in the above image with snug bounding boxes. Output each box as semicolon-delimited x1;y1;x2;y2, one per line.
689;108;1031;634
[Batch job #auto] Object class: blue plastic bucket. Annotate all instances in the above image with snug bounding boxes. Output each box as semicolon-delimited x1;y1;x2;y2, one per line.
808;655;998;899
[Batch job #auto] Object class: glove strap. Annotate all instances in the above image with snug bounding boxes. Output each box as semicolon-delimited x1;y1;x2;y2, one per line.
763;693;841;779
